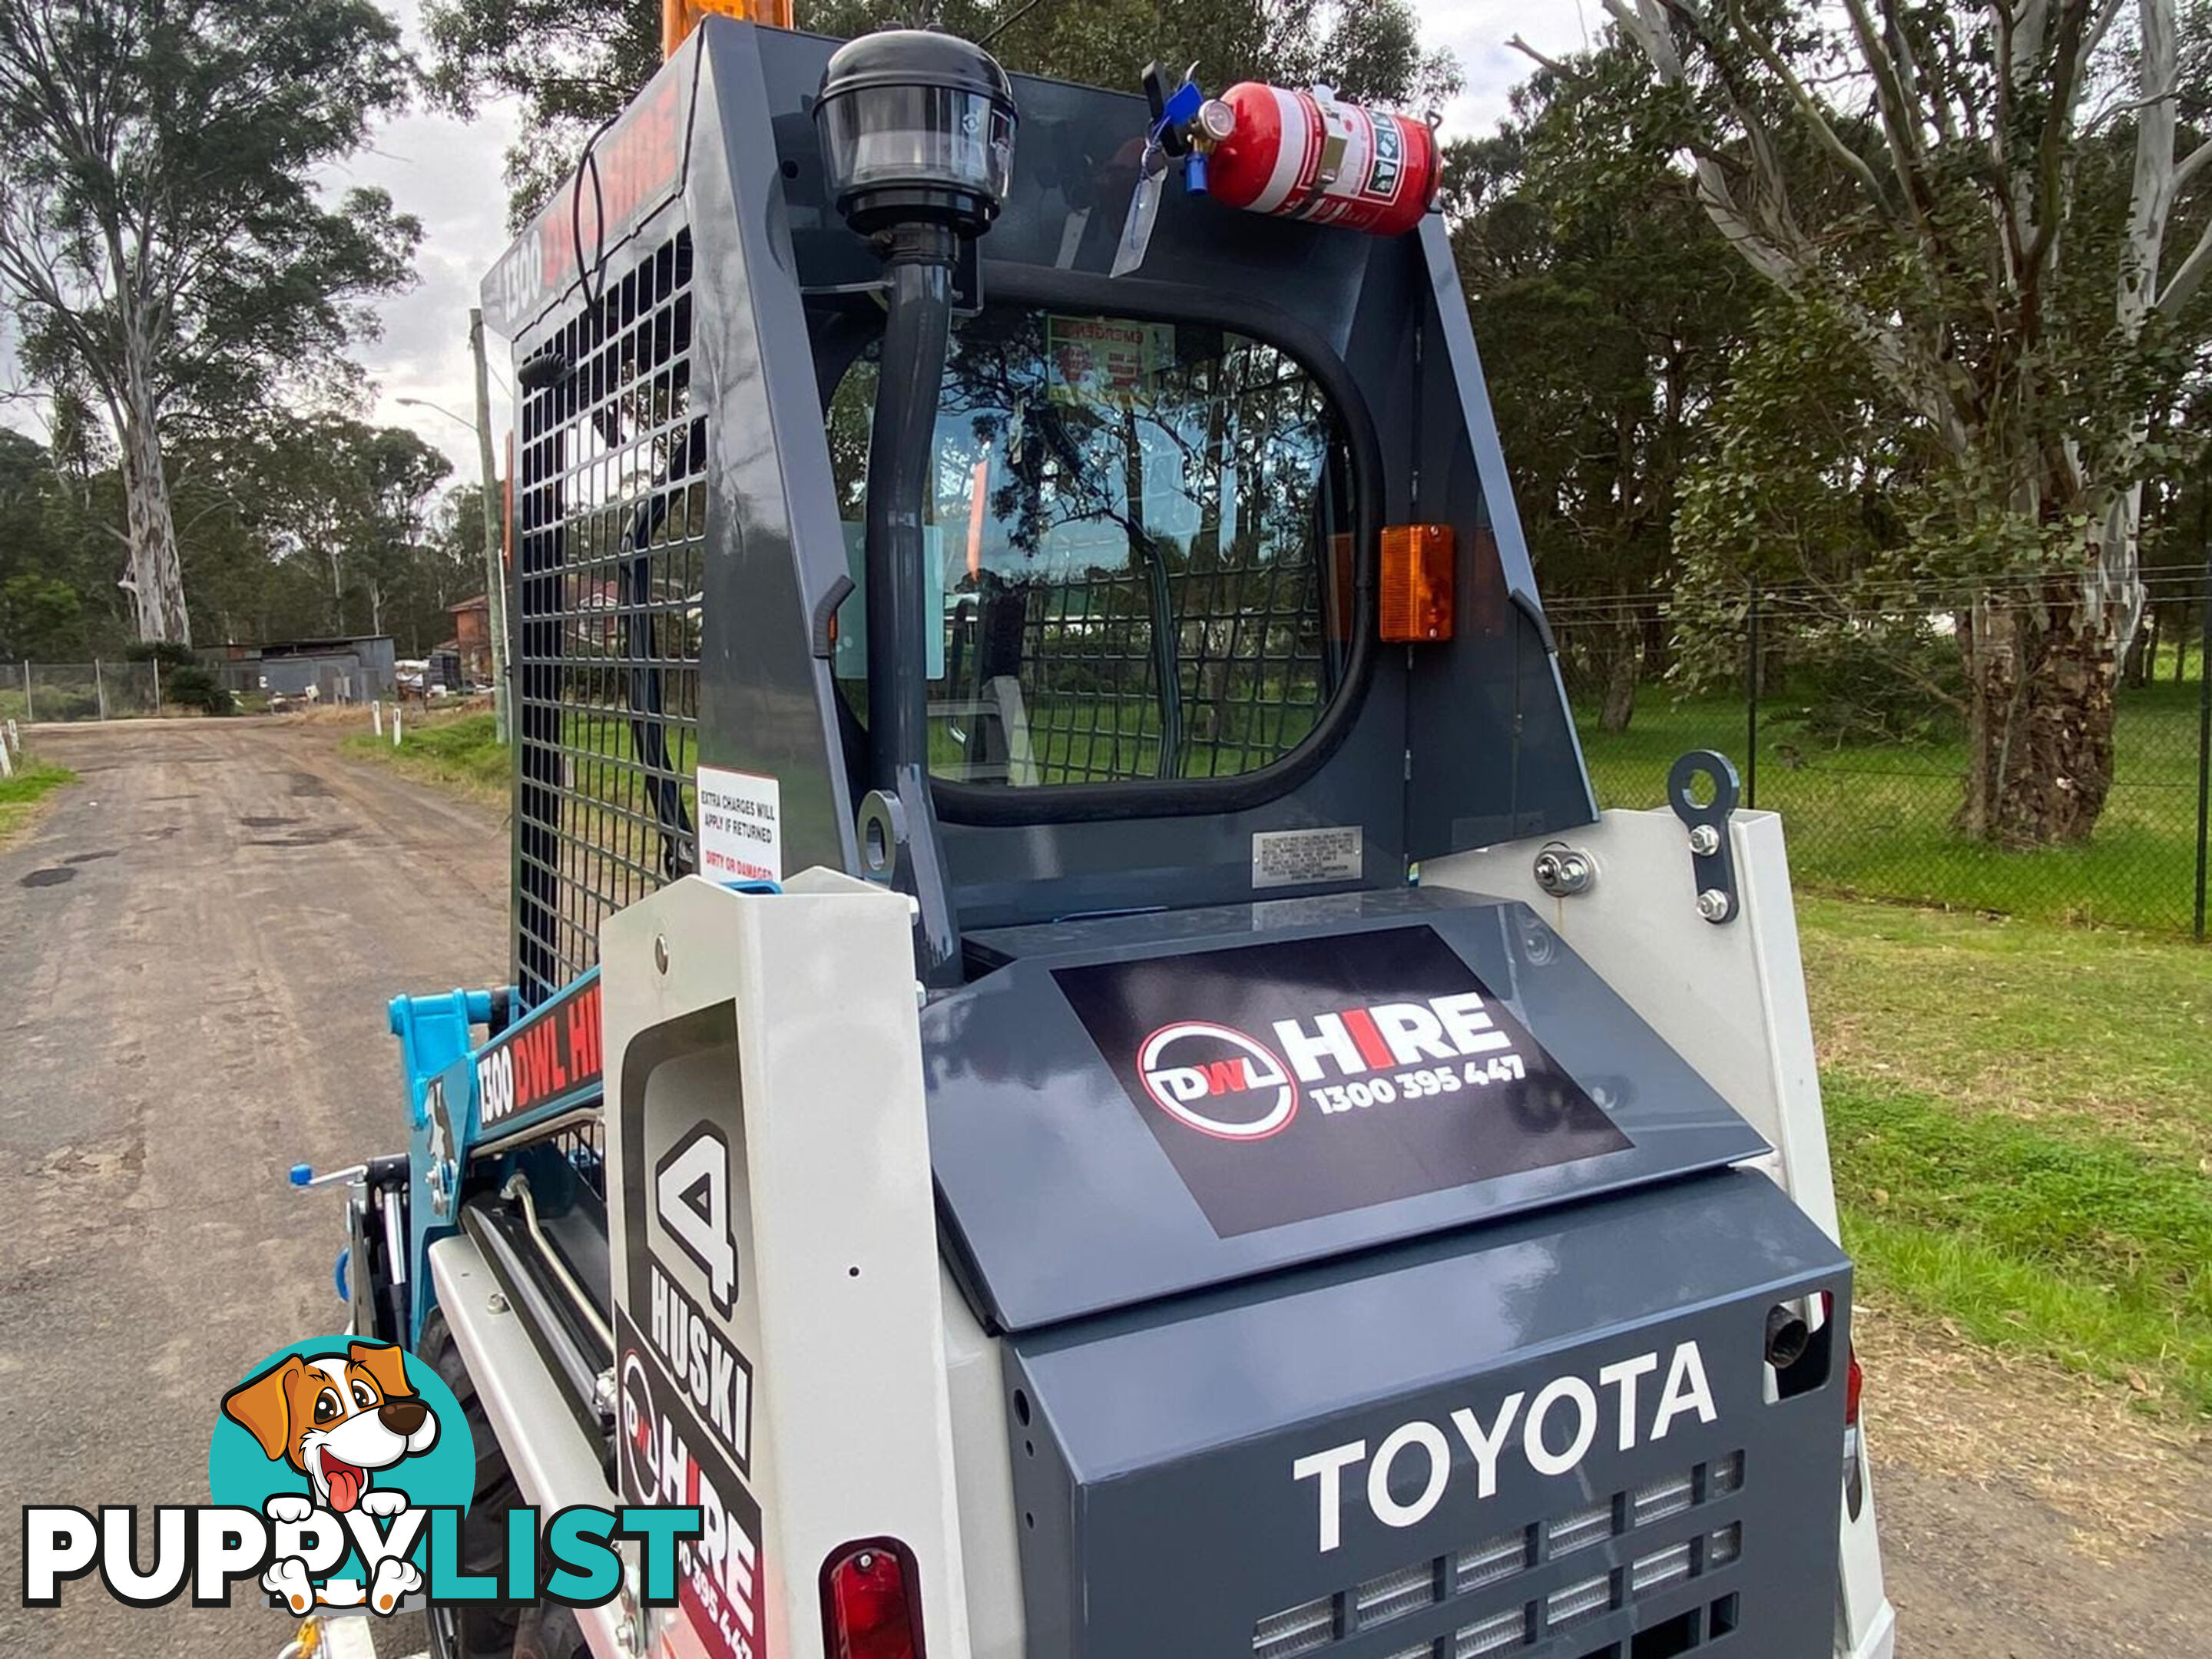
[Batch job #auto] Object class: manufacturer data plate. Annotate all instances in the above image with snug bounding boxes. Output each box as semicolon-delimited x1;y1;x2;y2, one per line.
1251;825;1363;889
1053;926;1631;1237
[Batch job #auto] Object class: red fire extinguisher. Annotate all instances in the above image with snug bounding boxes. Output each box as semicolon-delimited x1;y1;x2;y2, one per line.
1197;83;1441;237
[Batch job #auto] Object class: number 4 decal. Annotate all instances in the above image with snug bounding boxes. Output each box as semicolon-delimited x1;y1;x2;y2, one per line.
654;1123;740;1315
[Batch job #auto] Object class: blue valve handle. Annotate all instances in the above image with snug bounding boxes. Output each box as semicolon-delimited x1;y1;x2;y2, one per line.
1154;78;1204;143
290;1152;407;1190
1187;151;1210;195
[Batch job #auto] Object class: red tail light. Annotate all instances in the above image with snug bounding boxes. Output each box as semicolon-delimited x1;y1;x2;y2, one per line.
1844;1343;1864;1427
821;1538;926;1659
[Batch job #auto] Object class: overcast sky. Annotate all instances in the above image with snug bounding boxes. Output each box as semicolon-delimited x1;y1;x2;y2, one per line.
9;2;1598;488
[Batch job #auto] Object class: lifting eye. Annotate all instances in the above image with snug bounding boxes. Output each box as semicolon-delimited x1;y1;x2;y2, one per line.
352;1380;377;1409
314;1389;343;1424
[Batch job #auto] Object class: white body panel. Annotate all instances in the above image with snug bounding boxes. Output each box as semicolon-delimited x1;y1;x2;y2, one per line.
1425;806;1895;1659
599;872;972;1659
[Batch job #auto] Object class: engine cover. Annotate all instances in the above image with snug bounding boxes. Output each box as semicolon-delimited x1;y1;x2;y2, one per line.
1005;1168;1846;1657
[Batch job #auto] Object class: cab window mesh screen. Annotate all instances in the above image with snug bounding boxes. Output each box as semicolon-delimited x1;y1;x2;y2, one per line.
514;227;704;1007
828;308;1353;787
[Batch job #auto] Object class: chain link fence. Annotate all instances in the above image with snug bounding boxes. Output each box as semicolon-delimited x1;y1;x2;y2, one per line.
3;661;165;724
1550;563;2212;939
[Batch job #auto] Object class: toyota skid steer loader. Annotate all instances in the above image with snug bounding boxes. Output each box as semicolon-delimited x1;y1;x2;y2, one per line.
313;14;1896;1659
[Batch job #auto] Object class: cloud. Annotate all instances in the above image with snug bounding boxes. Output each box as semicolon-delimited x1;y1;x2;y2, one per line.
1427;0;1601;139
343;1;522;485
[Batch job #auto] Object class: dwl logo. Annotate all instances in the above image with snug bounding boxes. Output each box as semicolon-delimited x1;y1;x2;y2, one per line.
1138;1022;1297;1140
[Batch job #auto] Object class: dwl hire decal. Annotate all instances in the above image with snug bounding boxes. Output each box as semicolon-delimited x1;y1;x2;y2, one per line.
19;1334;701;1618
1055;925;1633;1237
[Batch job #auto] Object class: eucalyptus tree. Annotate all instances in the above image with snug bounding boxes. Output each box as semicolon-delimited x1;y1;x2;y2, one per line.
1604;0;2212;843
0;0;420;645
1449;42;1757;731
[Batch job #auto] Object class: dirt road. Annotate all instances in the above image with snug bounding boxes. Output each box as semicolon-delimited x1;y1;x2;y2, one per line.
1;718;2205;1656
0;720;505;1657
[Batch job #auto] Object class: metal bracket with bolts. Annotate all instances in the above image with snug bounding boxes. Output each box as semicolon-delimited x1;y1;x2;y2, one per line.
1667;749;1743;926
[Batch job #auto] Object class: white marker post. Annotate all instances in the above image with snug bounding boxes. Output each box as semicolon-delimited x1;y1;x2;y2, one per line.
0;736;12;779
392;706;403;747
372;700;382;737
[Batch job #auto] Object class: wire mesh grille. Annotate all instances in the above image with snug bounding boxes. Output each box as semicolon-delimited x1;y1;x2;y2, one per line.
514;225;704;1007
551;1118;606;1202
979;540;1333;785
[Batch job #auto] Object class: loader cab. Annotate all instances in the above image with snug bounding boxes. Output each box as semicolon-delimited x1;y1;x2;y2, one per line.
780;40;1598;955
479;20;1596;1005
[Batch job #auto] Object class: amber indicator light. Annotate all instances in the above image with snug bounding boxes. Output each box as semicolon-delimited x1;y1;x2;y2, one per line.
1379;523;1455;642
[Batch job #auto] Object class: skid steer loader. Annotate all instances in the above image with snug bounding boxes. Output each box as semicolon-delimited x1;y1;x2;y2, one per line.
315;14;1896;1659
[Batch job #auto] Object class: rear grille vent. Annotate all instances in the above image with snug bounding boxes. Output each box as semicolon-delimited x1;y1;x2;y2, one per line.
1254;1597;1336;1659
1356;1561;1440;1627
1456;1528;1528;1592
1250;1452;1747;1659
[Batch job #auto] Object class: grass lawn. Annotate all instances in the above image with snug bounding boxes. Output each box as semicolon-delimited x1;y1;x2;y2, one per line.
1804;896;2212;1416
343;710;510;805
1580;682;2208;935
0;758;76;843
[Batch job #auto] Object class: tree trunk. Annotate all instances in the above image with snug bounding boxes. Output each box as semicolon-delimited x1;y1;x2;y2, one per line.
2123;618;2151;687
116;348;190;645
1955;574;2121;847
1597;617;1641;734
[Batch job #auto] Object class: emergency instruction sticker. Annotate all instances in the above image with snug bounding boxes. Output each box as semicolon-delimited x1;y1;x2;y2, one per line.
1252;825;1363;889
1053;926;1631;1237
1046;314;1175;404
696;767;780;884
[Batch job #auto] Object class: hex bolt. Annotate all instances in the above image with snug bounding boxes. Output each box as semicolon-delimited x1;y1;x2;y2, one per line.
1532;844;1596;898
654;934;670;975
1687;823;1721;856
618;1564;648;1656
1697;889;1733;923
592;1369;617;1416
487;1291;510;1315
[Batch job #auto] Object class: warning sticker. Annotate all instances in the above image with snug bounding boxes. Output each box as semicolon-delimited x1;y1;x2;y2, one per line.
697;767;780;884
1252;825;1363;889
1053;926;1631;1237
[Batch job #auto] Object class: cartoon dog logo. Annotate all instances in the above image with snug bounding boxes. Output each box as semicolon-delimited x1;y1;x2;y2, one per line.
222;1340;439;1614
